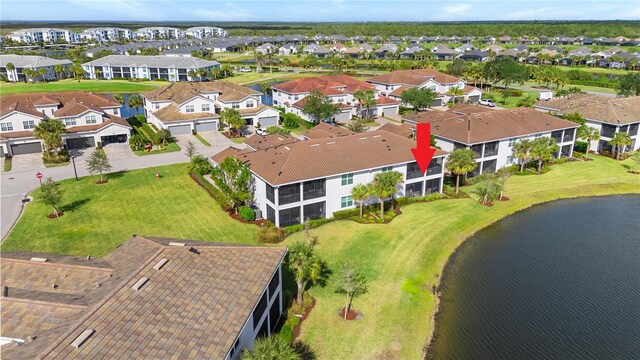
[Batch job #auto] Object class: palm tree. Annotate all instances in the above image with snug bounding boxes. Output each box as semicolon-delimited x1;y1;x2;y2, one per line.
157;129;172;147
187;69;197;81
371;171;403;222
128;95;144;115
609;132;632;160
220;108;244;135
38;68;47;82
577;126;600;156
446;87;464;104
352;90;377;121
95;69;102;79
288;236;324;305
512;138;533;172
34;119;66;152
53;64;65;80
241;336;300;360
351;183;370;218
446;148;478;194
254;51;265;73
530;137;559;174
6;62;15;82
197;68;207;81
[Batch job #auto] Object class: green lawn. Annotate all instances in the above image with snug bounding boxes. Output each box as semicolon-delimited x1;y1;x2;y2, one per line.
280;155;640;359
483;89;539;108
2;155;638;359
195;134;211;146
1;163;257;257
132;142;181;156
0;79;166;95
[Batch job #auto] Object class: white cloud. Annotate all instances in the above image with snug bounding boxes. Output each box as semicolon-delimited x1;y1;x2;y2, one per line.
67;0;167;20
194;8;256;21
443;3;473;15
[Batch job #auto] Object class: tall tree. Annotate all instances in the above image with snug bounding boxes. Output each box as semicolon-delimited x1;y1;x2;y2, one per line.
301;90;341;123
37;177;64;218
34;119;66;152
352;90;376;120
334;262;368;320
351;183;370;218
530;137;559;174
6;62;15;82
220;108;245;135
288;230;325;305
400;87;437;112
86;149;112;183
69;62;85;81
609;132;632;160
445;58;468;77
577;126;600;156
446;148;478;194
38;68;47;82
617;72;640;97
446;87;464;104
157;129;171;147
512;138;533;172
128;95;144;115
210;156;254;212
371;171;403;222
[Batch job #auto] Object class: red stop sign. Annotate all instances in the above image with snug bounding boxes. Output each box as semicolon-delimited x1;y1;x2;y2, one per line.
36;172;43;179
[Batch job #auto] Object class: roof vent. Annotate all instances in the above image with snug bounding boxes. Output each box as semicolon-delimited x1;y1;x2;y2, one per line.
153;259;168;270
311;144;320;147
326;141;335;145
373;135;381;138
131;277;149;291
30;257;48;262
169;242;185;247
359;137;367;140
284;146;291;151
71;329;95;349
188;247;201;254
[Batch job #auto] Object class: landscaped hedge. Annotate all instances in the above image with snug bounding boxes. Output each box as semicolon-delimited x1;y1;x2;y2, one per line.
283;218;331;234
238;206;256;221
574;141;588;153
189;171;229;210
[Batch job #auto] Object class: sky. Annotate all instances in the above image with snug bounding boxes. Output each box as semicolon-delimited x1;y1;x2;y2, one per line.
1;0;639;22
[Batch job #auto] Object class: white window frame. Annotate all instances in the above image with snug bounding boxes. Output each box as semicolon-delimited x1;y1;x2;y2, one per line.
22;120;35;129
508;138;517;147
232;103;240;109
341;195;353;208
154;103;160;110
1;122;14;131
185;105;195;113
381;166;393;172
201;104;210;112
246;101;254;108
64;118;77;126
85;115;97;124
341;173;354;186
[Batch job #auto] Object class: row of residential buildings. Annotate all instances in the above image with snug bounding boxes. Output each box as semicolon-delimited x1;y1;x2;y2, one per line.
5;26;227;44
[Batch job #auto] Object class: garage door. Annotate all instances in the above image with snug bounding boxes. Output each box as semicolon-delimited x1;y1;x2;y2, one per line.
382;106;398;116
0;146;4;158
10;142;42;155
66;137;95;149
168;124;191;135
431;98;443;107
195;121;217;133
259;116;278;127
468;95;481;103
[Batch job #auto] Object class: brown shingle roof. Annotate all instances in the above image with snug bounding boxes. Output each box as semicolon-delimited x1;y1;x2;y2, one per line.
153;103;219;123
1;92;120;119
534;94;640;125
0;130;35;140
301;122;353;140
1;236;286;360
403;110;460;124
142;81;261;104
447;103;497;115
368;69;462;86
213;130;447;186
429;107;579;144
378;122;415;138
244;133;298;151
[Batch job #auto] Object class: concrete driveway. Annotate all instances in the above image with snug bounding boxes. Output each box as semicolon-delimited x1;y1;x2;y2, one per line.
103;143;135;160
10;153;45;172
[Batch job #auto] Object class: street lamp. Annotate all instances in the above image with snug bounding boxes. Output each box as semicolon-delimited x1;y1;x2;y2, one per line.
71;155;78;181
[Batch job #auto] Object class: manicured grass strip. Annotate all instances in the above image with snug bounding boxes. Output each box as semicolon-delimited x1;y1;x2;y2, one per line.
1;163;257;257
195;134;211;147
3;157;12;172
230;137;247;144
0;79;165;95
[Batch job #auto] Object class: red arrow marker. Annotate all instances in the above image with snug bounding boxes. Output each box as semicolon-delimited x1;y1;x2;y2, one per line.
411;123;437;174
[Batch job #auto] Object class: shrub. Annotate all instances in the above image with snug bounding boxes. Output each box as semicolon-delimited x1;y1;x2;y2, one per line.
135;114;147;123
284;218;331;234
256;224;285;243
509;89;523;97
266;126;292;135
282;113;302;128
189;171;229;210
238;205;255;221
574;141;588;153
482;94;496;101
332;208;359;220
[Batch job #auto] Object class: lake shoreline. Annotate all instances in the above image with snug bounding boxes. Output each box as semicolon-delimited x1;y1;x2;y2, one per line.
421;192;640;359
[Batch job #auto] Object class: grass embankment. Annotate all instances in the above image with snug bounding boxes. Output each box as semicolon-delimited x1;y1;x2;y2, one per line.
1;164;257;256
3;157;12;172
195;134;211;146
281;155;639;359
2;156;638;358
0;79;166;95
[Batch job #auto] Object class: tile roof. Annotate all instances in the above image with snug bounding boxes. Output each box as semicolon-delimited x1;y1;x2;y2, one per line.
301;122;353;139
367;69;462;86
534;94;640;125
213;129;447;186
447;103;497;115
403;110;460;124
1;236;286;360
1;92;121;119
153;103;219;123
272;74;377;94
378;122;415;138
0;130;35;140
142;81;261;104
244;133;299;150
424;107;579;144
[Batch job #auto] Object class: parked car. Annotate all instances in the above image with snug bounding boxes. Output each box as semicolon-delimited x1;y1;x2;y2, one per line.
479;99;496;107
255;128;267;136
240;67;251;73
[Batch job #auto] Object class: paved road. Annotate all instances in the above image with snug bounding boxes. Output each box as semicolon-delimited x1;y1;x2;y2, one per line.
0;133;243;241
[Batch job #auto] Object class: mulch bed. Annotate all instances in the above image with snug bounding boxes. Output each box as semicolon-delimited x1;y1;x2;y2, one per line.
95;180;108;184
337;307;363;321
225;209;270;227
292;297;316;341
498;196;510;202
47;212;64;219
479;201;494;207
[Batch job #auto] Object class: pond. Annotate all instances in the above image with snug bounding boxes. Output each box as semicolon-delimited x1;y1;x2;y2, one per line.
105;93;145;118
429;195;640;360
